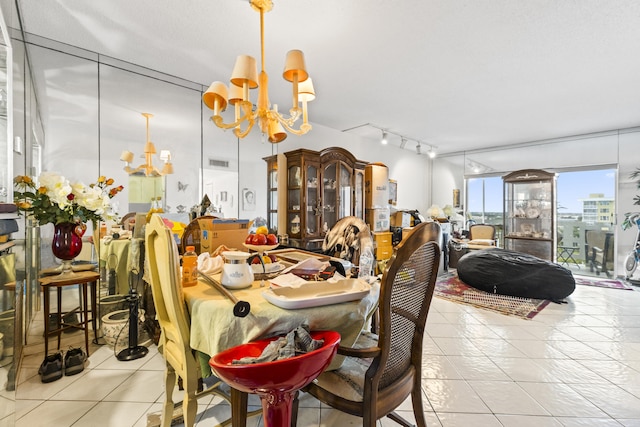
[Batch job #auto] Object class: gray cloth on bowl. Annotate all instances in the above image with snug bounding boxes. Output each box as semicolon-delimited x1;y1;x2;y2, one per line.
232;325;324;365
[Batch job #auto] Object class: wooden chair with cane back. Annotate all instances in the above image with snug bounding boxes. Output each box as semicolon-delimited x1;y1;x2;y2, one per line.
296;221;441;427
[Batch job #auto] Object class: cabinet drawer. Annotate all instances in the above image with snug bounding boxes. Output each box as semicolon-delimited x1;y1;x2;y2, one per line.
373;232;393;246
375;244;393;260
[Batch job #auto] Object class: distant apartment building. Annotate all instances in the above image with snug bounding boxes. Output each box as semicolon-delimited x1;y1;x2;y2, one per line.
580;193;614;225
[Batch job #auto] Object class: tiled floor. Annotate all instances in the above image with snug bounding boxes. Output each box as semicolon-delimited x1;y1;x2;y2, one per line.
12;277;640;427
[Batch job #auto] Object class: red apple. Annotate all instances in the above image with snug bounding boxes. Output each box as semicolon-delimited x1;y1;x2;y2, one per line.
254;233;267;245
268;254;278;263
266;233;278;245
250;255;261;265
245;234;254;244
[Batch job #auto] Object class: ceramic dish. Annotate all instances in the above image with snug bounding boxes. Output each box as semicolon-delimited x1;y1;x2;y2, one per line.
262;279;371;309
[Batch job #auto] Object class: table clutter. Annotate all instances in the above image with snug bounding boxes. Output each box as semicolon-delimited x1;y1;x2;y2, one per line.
183;246;378;372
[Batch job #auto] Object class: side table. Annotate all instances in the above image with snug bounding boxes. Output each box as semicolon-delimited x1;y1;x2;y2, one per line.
38;271;99;356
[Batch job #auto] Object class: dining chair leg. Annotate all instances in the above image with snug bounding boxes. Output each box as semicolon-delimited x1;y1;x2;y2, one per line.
162;364;177;427
231;388;248;427
290;390;299;427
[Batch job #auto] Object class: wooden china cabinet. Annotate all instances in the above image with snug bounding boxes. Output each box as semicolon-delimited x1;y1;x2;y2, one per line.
263;155;279;234
265;147;366;250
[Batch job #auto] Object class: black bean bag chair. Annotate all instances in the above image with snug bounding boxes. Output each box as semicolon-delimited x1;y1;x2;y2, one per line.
456;248;575;301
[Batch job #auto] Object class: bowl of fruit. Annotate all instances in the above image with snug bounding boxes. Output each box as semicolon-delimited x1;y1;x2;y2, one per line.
243;225;279;254
249;253;285;278
243;226;283;279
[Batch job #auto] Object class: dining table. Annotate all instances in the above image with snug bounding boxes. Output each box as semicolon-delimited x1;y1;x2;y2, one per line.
182;273;379;372
181;250;379;427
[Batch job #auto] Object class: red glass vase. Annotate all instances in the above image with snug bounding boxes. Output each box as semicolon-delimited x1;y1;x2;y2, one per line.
51;222;85;274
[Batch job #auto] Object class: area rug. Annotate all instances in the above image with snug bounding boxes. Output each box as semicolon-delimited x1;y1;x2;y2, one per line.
574;275;635;290
435;273;551;320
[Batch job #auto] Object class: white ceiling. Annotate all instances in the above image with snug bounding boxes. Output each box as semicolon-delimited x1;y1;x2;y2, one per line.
17;0;640;155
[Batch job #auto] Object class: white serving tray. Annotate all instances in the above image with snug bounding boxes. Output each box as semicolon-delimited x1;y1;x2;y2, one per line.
262;279;371;309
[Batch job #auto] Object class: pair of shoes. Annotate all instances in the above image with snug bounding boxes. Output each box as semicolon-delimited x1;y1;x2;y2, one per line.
64;347;87;376
38;347;87;383
38;352;63;383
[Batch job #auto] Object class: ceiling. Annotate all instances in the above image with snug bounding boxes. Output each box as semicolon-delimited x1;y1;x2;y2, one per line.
16;0;640;155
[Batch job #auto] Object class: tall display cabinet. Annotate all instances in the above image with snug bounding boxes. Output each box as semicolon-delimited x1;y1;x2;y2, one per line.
266;147;366;250
503;169;556;261
263;155;279;233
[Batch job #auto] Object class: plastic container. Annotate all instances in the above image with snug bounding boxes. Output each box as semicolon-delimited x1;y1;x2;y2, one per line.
182;245;198;287
358;245;374;280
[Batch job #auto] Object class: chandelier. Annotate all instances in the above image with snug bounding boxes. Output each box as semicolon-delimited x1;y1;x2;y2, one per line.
202;0;315;143
120;113;174;176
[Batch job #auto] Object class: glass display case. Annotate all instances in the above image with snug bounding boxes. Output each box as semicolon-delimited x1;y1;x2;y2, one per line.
503;169;556;261
283;147;366;250
263;155;279;233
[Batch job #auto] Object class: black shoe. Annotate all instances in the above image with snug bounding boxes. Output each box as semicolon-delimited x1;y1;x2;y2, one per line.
38;352;63;383
64;347;87;376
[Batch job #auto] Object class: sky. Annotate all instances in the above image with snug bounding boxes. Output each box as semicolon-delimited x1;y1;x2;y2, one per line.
468;169;616;213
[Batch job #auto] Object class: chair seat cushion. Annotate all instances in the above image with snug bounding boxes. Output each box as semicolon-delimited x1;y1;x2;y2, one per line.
468;239;495;246
311;331;378;402
457;248;575;301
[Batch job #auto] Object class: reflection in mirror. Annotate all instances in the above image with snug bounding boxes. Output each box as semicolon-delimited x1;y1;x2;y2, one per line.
0;0;15;401
98;63;203;223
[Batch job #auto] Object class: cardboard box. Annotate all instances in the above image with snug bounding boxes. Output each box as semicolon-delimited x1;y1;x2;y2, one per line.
390;211;412;228
198;218;253;253
365;163;389;209
366;207;390;232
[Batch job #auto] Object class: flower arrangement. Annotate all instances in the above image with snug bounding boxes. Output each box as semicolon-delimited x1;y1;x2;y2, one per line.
13;171;124;226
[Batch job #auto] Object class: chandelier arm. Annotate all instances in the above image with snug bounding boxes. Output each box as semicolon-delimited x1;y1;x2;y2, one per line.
233;119;256;139
273;114;312;136
271;108;302;127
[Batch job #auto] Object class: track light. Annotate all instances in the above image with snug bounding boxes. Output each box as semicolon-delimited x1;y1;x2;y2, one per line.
399;137;407;149
416;142;421;155
428;148;436;159
381;130;388;145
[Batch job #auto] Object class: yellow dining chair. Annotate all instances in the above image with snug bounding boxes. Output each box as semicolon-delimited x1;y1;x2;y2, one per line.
298;221;441;427
145;214;231;427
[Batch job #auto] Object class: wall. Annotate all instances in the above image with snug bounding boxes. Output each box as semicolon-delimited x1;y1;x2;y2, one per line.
14;33;433;233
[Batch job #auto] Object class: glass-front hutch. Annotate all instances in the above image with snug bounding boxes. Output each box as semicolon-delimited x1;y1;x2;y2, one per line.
503;169;556;261
263;155;279;234
280;147;366;250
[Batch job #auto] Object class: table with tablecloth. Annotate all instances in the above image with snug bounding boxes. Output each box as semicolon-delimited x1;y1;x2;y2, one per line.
182;276;379;371
97;238;132;295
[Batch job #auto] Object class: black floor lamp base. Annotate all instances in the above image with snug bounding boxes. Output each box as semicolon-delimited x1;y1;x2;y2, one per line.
117;346;149;361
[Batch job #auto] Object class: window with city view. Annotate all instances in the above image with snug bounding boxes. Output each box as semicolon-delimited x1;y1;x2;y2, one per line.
466;168;615;277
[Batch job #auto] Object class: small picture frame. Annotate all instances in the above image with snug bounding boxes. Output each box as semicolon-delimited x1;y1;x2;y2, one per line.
388;179;397;206
242;188;256;211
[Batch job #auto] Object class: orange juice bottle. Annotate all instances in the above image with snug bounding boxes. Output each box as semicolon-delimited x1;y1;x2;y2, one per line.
181;246;198;287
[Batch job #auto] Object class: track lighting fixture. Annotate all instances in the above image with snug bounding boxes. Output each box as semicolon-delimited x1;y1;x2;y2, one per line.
341;123;438;155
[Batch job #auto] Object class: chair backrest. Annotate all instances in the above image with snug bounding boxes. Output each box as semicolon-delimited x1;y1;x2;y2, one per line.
145;214;192;370
469;224;496;241
322;216;374;265
585;230;615;265
375;221;441;390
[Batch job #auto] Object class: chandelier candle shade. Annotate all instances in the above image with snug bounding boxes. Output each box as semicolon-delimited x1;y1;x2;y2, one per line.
203;0;315;143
